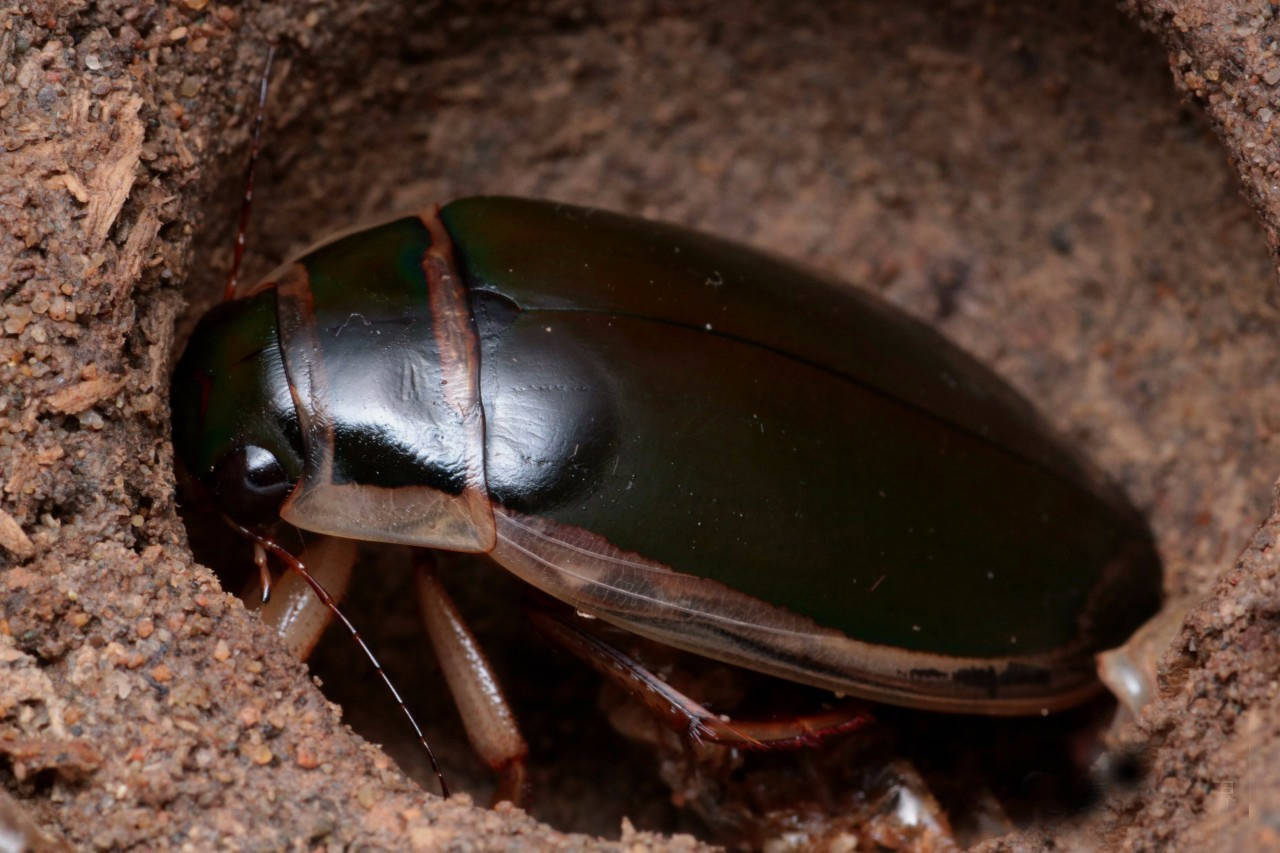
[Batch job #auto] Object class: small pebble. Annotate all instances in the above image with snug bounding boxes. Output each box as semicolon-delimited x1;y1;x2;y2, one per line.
295;745;319;769
248;744;273;765
150;663;172;683
136;618;153;639
4;308;31;335
213;639;230;662
356;783;377;809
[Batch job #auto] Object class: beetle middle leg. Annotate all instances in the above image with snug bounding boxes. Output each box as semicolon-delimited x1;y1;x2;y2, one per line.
413;551;529;806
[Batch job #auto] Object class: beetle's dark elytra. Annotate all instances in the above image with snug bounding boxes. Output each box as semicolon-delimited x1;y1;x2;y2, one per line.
171;196;1161;716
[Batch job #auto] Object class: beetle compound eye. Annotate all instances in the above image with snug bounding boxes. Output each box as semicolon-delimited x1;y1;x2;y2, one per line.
211;444;293;526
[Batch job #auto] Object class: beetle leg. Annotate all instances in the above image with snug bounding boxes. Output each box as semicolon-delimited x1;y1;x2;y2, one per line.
243;533;356;661
1095;598;1194;718
528;608;873;750
413;552;529;806
226;518;451;796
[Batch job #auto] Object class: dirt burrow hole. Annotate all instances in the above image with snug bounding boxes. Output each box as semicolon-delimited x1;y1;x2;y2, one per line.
3;0;1280;848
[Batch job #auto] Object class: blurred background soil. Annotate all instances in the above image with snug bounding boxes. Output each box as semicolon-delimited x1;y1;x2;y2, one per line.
2;0;1280;848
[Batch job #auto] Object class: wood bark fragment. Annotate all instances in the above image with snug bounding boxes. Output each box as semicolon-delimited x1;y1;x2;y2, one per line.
0;509;33;560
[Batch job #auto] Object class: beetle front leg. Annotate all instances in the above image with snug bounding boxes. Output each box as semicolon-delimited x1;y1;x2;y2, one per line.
245;533;356;660
413;552;529;806
528;608;873;749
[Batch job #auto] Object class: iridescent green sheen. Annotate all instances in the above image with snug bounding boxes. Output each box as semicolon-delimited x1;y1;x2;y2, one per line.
171;290;301;483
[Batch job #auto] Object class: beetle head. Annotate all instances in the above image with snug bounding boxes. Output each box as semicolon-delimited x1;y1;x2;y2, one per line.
171;290;304;528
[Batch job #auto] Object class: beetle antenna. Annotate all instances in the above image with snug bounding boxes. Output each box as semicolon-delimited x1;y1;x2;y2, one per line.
223;44;277;302
222;516;451;798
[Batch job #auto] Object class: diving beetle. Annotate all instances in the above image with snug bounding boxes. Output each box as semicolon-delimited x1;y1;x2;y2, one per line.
171;183;1164;801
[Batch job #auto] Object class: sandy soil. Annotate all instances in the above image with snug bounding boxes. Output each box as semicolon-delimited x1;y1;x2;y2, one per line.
2;0;1279;848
